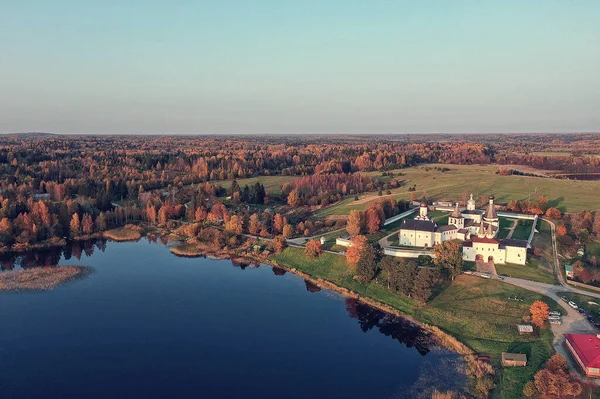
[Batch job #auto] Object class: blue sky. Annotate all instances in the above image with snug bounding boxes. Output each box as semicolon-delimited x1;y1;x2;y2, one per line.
1;0;599;134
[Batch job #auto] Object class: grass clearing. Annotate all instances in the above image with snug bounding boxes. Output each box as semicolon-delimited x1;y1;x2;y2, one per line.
210;175;296;195
511;220;534;240
417;276;557;399
317;164;600;215
585;241;600;258
495;262;557;285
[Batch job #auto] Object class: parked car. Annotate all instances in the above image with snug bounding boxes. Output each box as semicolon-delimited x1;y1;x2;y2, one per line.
588;315;596;323
549;315;562;321
550;319;563;325
561;296;569;302
549;311;561;316
569;301;579;309
578;308;587;314
477;356;490;361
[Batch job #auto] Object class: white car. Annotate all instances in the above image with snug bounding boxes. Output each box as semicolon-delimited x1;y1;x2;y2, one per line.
549;315;562;321
549;311;561;316
569;301;578;309
550;319;563;325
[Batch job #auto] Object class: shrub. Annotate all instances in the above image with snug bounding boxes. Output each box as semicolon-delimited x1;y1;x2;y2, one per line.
522;381;536;397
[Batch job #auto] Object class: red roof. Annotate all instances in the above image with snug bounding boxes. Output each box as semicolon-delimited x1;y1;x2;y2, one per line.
565;334;600;368
471;237;499;244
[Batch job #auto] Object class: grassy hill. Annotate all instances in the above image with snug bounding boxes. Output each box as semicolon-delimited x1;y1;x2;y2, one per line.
317;164;600;215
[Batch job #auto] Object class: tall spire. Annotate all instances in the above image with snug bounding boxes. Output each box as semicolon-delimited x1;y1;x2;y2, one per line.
486;222;494;238
451;202;461;217
484;195;498;220
478;220;485;237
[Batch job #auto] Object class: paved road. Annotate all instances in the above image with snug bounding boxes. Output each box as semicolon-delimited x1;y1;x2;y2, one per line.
287;227;346;246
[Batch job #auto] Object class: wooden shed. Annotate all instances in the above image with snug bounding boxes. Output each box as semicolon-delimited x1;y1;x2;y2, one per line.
517;324;534;335
501;352;527;367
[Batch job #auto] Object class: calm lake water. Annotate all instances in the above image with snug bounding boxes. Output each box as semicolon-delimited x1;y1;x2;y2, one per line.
0;239;466;399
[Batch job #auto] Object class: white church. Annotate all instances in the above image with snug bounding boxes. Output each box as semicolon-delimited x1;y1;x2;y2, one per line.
398;194;528;265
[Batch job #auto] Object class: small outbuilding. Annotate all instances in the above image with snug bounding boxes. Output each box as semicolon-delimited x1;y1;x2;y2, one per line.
565;264;574;279
517;324;534;335
501;352;527;367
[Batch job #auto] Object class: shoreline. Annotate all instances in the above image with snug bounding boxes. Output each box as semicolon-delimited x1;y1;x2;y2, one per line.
264;257;473;356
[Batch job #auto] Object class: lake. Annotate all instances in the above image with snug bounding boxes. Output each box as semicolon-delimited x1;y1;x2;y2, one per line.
0;239;466;399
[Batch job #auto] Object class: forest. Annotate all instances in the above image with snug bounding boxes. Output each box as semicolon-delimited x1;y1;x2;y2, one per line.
1;133;600;255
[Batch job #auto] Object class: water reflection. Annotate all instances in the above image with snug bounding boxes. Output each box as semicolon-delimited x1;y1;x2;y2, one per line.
0;238;439;359
304;279;321;293
344;298;434;356
0;238;468;398
0;239;108;271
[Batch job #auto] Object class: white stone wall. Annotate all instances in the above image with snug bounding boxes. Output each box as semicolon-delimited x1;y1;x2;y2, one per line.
462;246;476;261
384;248;435;259
505;246;527;265
462;243;507;264
335;238;352;247
398;230;433;247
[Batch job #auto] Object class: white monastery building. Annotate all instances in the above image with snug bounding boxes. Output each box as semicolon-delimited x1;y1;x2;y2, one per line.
398;195;527;265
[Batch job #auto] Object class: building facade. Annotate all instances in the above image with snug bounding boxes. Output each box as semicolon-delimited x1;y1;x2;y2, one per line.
397;194;528;265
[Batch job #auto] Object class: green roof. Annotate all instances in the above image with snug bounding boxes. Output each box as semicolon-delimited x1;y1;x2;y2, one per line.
565;264;573;272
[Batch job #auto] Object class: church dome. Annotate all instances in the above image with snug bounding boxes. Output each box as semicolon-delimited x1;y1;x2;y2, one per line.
467;193;476;211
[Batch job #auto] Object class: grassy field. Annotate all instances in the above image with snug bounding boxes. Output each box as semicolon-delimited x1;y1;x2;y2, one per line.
511;220;534;240
585;241;600;258
529;151;573;157
272;247;417;314
316;164;600;215
495;262;557;285
416;276;557;399
272;247;557;399
210;175;296;195
496;218;515;239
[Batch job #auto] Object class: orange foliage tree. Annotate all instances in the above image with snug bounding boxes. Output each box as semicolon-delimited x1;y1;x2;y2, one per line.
282;224;294;239
556;224;568;237
346;210;363;236
345;235;368;266
530;300;549;327
225;215;244;235
534;354;582;398
305;239;322;258
69;214;81;238
545;207;562;219
365;208;381;234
